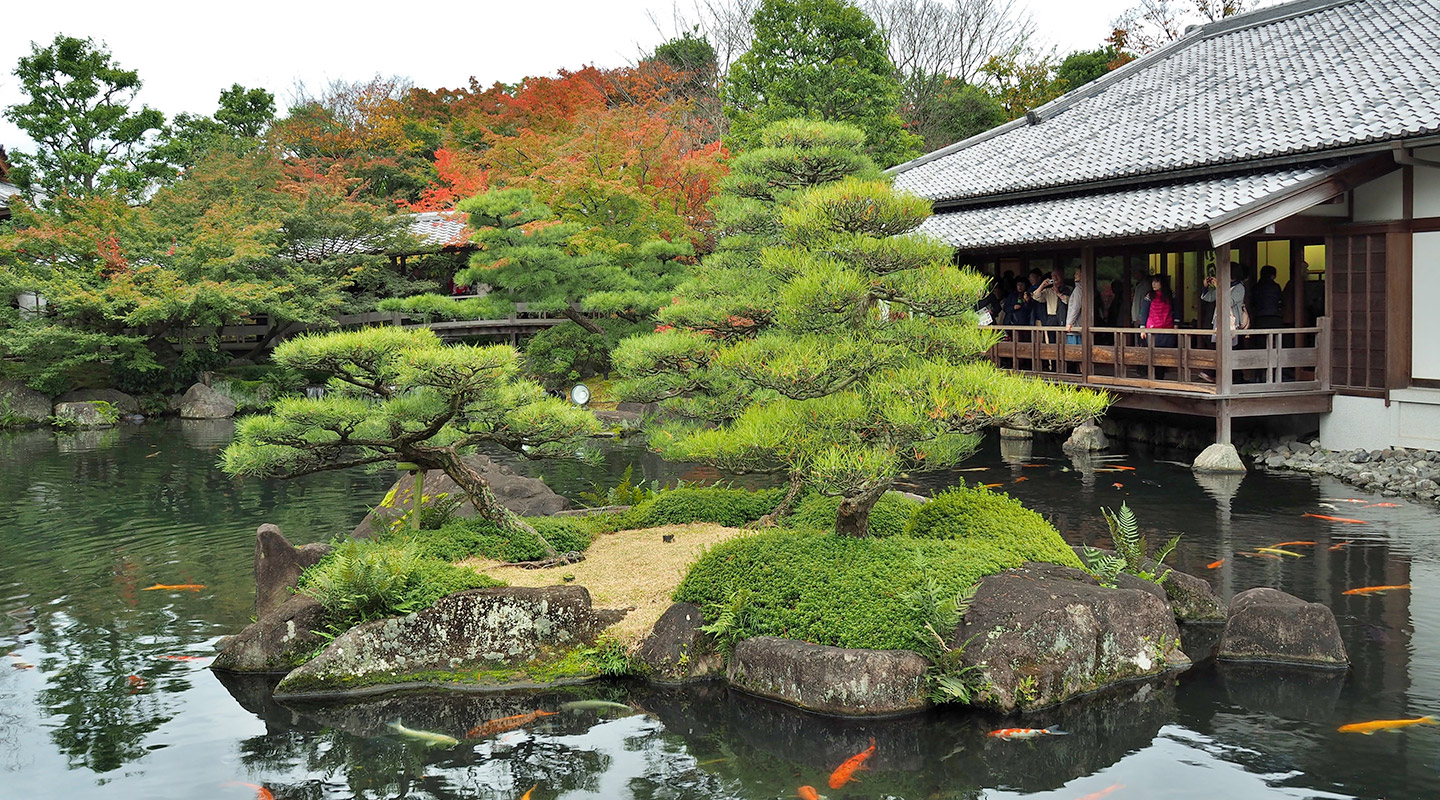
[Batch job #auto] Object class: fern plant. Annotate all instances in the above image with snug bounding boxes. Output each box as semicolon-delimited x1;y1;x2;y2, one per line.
1078;546;1125;587
906;570;984;704
578;464;656;508
699;588;756;658
1093;502;1180;586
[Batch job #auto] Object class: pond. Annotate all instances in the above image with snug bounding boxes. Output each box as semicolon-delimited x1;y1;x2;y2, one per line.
2;420;1438;799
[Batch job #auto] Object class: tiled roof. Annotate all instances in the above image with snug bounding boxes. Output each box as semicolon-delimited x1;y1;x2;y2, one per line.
918;165;1332;249
893;0;1440;204
404;210;473;251
0;181;19;207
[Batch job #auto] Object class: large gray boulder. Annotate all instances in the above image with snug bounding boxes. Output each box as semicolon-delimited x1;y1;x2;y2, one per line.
276;586;607;695
637;602;724;684
213;594;329;672
1218;588;1348;668
52;401;115;429
352;454;570;537
254;524;331;619
726;636;930;716
1063;422;1110;452
179;382;237;419
55;388;139;414
0;380;52;426
1193;443;1247;473
1070;546;1226;623
955;563;1189;712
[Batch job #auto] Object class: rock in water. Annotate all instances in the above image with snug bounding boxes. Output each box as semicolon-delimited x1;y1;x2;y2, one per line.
179;382;237;419
213;594;329;671
51;401;115;429
0;380;52;426
1192;443;1247;473
955;563;1189;712
726;636;930;716
1069;546;1226;623
275;586;606;695
351;454;570;537
55;388;140;414
1218;588;1348;668
1063;422;1110;452
637;602;724;684
254;524;331;619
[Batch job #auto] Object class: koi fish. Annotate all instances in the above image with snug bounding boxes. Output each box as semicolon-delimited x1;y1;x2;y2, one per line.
466;709;558;738
11;660;34;670
1342;584;1411;596
1303;514;1368;524
1206;559;1224;569
828;737;876;789
1271;541;1317;547
983;483;1004;489
1112;466;1136;471
559;700;633;714
1256;547;1303;558
1076;785;1125;800
1329;542;1349;551
1321;498;1367;503
1014;476;1029;483
1239;552;1281;560
953;467;991;472
156;655;210;661
142;583;206;591
1338;716;1437;734
1318;503;1339;510
387;720;459;747
1112;483;1124;489
520;784;537;800
222;782;274;800
798;787;821;800
988;726;1068;740
1365;502;1401;508
126;675;146;693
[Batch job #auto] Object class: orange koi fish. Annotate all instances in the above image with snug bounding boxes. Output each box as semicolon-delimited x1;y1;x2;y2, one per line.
1342;584;1410;596
11;660;34;670
126;675;146;693
1338;716;1437;734
1329;542;1349;551
1014;476;1029;483
1111;466;1136;471
983;483;1004;489
1271;541;1317;547
1112;483;1124;489
798;787;821;800
1021;463;1047;468
1303;514;1368;524
142;583;206;591
223;782;274;800
1321;498;1366;503
156;655;210;661
1365;503;1401;508
828;737;876;789
467;709;559;739
1076;785;1125;800
1206;559;1224;569
520;784;537;800
988;726;1068;740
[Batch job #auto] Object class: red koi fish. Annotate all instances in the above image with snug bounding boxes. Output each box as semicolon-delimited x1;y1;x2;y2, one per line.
988;726;1068;740
1329;542;1349;551
1014;476;1029;483
142;583;206;591
520;784;537;800
1111;466;1136;471
1271;541;1317;547
1365;503;1401;508
467;709;558;739
828;738;876;789
1302;514;1368;524
1343;584;1410;596
156;655;210;662
223;782;274;800
1021;463;1047;468
1076;785;1125;800
798;787;821;800
126;675;147;693
1112;483;1124;489
1321;498;1366;503
1206;559;1224;569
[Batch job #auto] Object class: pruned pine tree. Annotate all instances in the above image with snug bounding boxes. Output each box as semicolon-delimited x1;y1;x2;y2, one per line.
618;121;1108;537
221;328;598;562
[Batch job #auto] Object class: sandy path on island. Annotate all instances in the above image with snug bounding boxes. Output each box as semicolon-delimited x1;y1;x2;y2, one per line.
465;523;748;644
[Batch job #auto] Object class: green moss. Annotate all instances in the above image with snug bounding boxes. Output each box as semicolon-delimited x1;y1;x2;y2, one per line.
907;486;1082;569
674;528;1079;651
278;647;600;694
783;490;922;537
396;515;596;563
625;487;786;528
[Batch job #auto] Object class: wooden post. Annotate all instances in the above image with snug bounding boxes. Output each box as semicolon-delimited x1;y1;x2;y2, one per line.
1216;398;1232;445
1217;244;1233;396
1289;240;1306;326
1080;246;1094;380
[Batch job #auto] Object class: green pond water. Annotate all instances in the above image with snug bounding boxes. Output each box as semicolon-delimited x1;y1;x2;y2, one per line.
3;420;1440;799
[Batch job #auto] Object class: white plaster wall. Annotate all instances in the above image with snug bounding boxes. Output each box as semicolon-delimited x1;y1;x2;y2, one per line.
1321;395;1393;450
1417;232;1440;380
1352;170;1404;222
1417;160;1440;219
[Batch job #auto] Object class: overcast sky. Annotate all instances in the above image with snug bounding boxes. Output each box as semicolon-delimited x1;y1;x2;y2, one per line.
1;0;1135;155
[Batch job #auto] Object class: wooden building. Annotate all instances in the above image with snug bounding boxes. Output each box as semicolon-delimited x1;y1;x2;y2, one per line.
890;0;1440;451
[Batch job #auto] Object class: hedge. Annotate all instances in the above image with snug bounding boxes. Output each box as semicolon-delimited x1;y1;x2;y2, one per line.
625;487;787;528
783;491;923;537
907;486;1082;568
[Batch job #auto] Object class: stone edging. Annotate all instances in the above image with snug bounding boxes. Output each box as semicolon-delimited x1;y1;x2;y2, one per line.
1249;438;1440;505
272;675;597;702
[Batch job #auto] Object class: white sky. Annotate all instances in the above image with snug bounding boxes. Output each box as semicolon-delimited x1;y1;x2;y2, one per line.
0;0;1135;155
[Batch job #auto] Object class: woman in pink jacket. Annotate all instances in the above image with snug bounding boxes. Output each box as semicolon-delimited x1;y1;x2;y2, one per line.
1142;274;1177;349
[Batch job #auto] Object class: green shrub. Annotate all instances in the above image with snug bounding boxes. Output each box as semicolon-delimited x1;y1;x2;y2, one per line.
784;491;922;537
298;540;501;631
674;529;1080;651
906;486;1081;568
627;487;786;528
395;515;595;563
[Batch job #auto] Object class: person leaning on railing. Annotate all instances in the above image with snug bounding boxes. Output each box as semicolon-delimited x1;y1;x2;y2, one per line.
1140;274;1177;379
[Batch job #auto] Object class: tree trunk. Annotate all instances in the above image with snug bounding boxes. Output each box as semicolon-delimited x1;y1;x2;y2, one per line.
835;485;890;538
428;448;579;566
562;305;605;336
753;472;805;528
235;320;295;364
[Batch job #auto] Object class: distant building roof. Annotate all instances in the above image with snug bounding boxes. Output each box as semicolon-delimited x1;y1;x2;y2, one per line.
0;180;20;220
892;0;1440;249
287;210;474;261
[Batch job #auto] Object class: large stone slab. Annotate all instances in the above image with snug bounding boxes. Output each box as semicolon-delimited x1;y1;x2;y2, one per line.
276;586;604;695
254;523;331;619
352;454;570;537
213;594;329;672
955;563;1189;712
637;602;724;684
52;401;115;429
1218;587;1348;668
0;380;52;426
179;382;237;419
55;388;139;414
726;636;930;716
1193;443;1247;473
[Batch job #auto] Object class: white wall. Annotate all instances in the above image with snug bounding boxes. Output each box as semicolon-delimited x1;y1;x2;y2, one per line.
1416;154;1440;218
1352;170;1405;222
1323;390;1440;450
1417;232;1440;381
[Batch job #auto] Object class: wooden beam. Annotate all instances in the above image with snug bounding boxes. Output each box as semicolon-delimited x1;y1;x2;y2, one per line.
1217;244;1233;394
1386;231;1413;389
